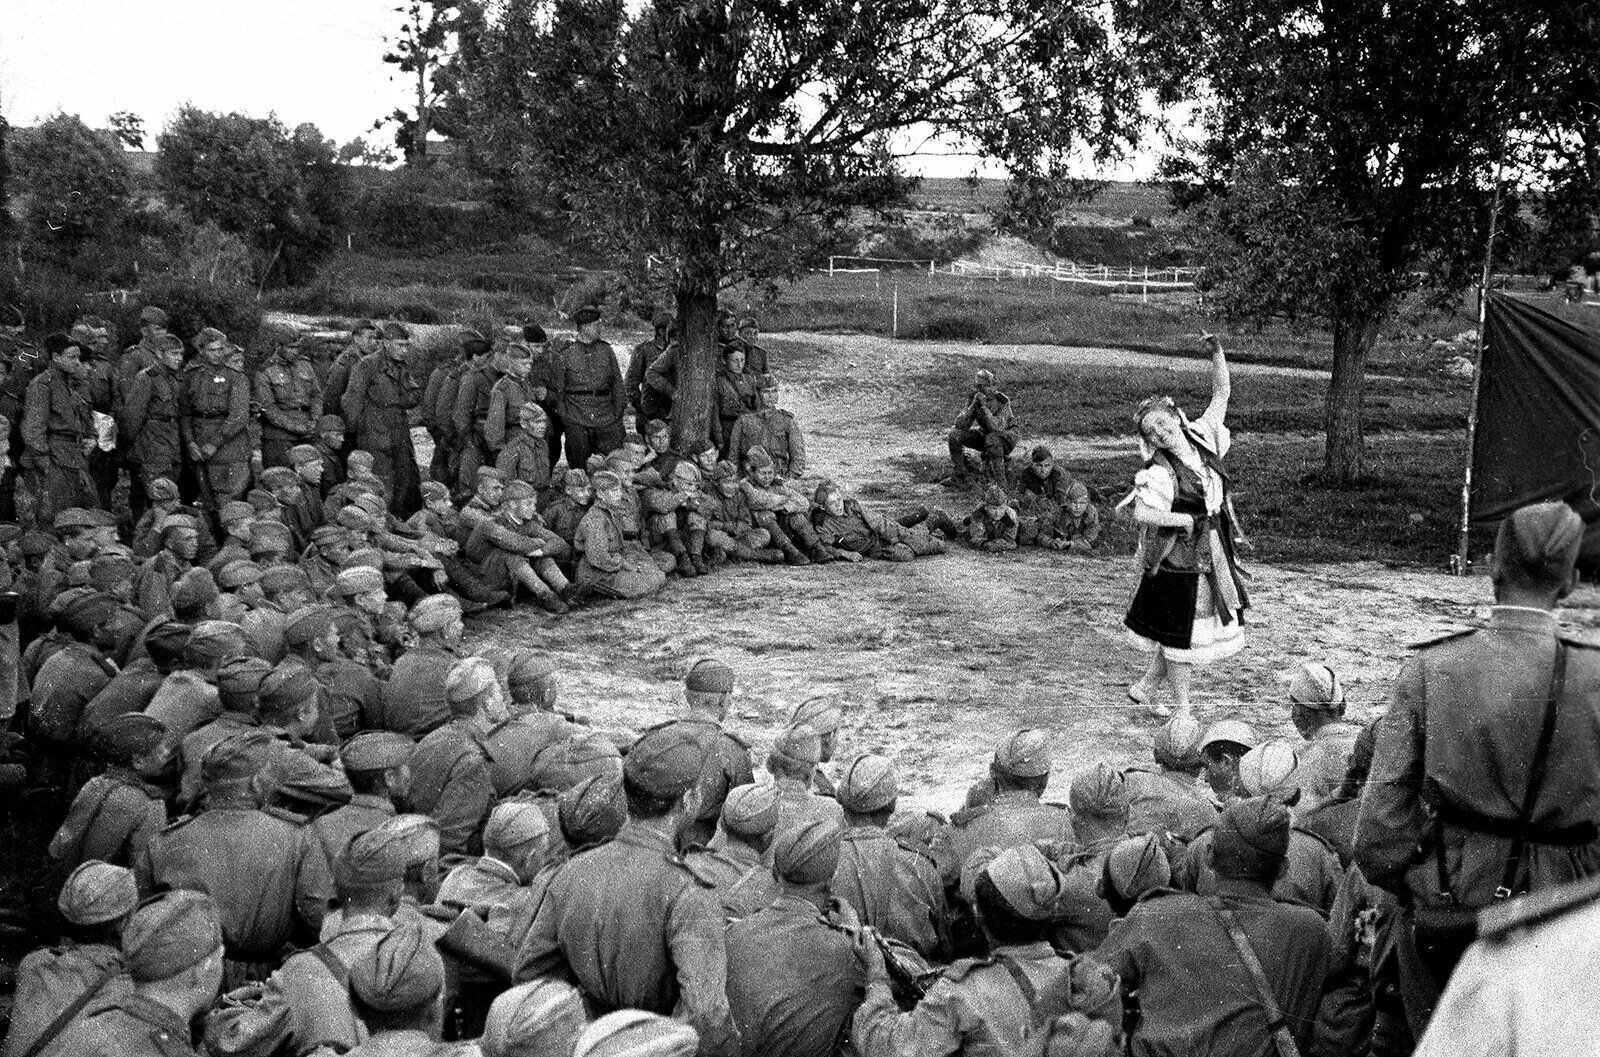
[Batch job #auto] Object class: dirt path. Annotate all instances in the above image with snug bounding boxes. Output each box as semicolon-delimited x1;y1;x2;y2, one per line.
765;330;1410;382
465;330;1598;815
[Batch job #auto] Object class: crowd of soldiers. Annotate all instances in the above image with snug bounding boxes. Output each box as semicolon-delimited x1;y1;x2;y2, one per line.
0;305;1103;628
0;300;1594;1057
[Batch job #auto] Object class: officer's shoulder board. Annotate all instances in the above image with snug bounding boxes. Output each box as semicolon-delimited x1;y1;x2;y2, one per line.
264;805;310;826
1408;627;1476;650
666;851;719;889
159;814;197;835
1479;871;1600;940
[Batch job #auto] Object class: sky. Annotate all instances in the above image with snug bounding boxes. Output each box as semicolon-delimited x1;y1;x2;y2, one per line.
2;2;1157;180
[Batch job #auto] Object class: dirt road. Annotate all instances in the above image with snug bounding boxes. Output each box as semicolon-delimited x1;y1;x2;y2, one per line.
467;329;1597;814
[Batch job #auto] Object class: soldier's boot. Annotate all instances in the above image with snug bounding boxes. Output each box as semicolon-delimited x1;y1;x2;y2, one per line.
514;567;569;615
897;505;930;528
767;528;811;566
663;530;698;578
686;530;711;576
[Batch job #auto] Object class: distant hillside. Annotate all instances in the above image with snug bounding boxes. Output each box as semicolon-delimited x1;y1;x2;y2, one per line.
909;178;1174;224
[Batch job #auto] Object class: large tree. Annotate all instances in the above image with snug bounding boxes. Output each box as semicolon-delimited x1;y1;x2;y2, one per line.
449;0;1137;447
380;1;464;163
8;114;134;270
156;108;347;286
1117;0;1566;483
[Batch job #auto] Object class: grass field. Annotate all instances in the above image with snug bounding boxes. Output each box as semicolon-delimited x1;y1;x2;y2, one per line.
748;271;1476;376
909;177;1173;222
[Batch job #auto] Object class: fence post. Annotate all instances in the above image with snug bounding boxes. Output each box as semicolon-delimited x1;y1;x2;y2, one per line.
829;256;836;277
1143;265;1149;303
892;283;899;339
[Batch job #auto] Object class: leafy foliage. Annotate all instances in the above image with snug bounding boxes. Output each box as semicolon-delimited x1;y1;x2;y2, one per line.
445;0;1138;444
7;114;135;271
155;108;347;287
378;1;465;161
1113;0;1562;480
108;111;146;150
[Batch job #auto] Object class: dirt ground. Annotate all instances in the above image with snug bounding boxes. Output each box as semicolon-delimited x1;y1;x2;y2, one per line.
468;329;1600;815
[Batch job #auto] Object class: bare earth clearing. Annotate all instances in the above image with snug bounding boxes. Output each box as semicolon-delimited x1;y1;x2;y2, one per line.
465;329;1600;813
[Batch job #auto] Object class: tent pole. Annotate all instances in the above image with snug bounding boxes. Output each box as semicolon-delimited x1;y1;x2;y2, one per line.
1455;289;1489;575
1456;148;1506;575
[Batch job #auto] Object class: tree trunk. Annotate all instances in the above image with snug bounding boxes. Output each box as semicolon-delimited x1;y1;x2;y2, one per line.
1322;309;1381;484
671;274;719;450
415;62;430;163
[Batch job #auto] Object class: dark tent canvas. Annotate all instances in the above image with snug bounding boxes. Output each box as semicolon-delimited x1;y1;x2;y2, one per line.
1472;294;1600;560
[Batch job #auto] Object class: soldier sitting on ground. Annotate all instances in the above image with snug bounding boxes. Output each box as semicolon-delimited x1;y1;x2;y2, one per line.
810;480;947;563
740;446;840;565
1033;481;1101;554
701;460;783;566
926;484;1019;553
726;374;805;480
945;368;1017;487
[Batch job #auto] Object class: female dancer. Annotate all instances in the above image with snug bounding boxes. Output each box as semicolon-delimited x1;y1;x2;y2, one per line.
1121;334;1249;717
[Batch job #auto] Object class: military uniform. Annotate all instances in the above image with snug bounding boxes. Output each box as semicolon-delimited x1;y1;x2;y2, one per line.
725;895;866;1057
205;913;392;1057
494;431;552;493
178;359;252;504
946;388;1018;482
1122;764;1219;844
1355;606;1600;1030
727;407;805;478
1;942;131;1057
342;353;423;517
20;362;98;523
1092;883;1332;1057
49;770;168;872
1296;720;1363;806
409;720;496;857
812;500;943;563
553;339;625;467
1413;872;1600;1057
1176;823;1341;914
255;352;322;469
573;502;667;599
513;820;737;1053
310;795;397;870
929;503;1019;552
627;336;669;420
681;840;779;920
54;990;201;1057
484;373;540;455
77;662;168;740
376;644;462;736
852;940;1075;1057
31;640;119;755
484;713;580;797
137;800;334;966
711;369;758;454
833;825;947;959
945;791;1074;881
122;361;184;491
451;362;500;491
421;356;467;487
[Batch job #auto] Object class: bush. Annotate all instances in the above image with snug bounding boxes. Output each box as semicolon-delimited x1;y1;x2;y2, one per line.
137;278;264;346
351;167;509;252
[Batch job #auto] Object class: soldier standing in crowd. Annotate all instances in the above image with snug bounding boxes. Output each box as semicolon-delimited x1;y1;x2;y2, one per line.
112;306;170;521
484;344;541;467
323;320;379;418
554;307;626;468
179;328;252;508
453;339;504;492
343;323;423;517
121;335;187;510
21;334;98;526
254;323;323;470
626;312;673;423
1356;499;1600;1037
734;316;767;375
